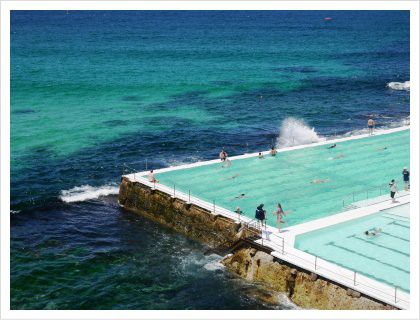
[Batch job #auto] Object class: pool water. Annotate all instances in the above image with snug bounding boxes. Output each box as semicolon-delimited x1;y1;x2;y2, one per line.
152;129;409;227
295;204;410;292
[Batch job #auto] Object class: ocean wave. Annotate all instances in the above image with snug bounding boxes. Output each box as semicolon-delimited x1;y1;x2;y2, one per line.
59;184;119;203
276;117;325;148
387;81;410;91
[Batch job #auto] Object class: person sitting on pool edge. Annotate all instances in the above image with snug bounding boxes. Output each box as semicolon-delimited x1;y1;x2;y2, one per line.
270;146;277;156
365;227;382;237
255;204;266;228
147;170;159;183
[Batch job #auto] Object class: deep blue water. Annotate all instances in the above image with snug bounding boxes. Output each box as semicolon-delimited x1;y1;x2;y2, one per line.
10;10;409;309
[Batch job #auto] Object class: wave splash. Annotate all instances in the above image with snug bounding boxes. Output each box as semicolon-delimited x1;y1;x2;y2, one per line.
276;117;324;148
387;81;410;91
59;184;119;203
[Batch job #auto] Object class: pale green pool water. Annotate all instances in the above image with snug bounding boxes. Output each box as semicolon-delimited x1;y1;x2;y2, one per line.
152;129;409;227
295;204;410;291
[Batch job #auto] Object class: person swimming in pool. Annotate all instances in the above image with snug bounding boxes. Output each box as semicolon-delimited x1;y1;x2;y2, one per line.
258;152;264;159
376;147;387;151
311;179;330;184
327;144;337;149
365;227;382;237
227;174;240;180
231;193;246;201
333;154;345;160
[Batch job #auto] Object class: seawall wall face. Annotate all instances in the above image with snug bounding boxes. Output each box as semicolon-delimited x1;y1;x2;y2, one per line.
118;177;247;249
221;247;397;310
119;177;397;310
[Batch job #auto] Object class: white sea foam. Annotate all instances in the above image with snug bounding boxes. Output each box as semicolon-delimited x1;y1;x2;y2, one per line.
276;117;325;148
387;81;410;91
59;184;119;203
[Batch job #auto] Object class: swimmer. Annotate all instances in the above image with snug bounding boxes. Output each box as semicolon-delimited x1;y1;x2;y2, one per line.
258;152;264;159
231;193;246;201
333;153;345;160
327;144;337;149
364;227;382;237
222;174;239;181
235;206;243;215
311;179;330;184
147;170;159;183
376;147;387;151
270;147;277;156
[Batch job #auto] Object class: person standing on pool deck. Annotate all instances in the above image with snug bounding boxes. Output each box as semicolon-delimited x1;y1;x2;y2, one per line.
402;167;410;190
219;149;227;162
273;203;287;232
255;204;266;228
270;146;277;156
389;179;398;203
367;118;375;135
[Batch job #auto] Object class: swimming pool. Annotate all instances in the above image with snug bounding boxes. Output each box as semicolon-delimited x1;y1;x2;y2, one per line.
295;204;410;292
151;129;409;227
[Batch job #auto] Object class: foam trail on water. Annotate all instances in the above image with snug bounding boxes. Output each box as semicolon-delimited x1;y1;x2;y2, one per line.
59;184;119;203
387;81;410;91
276;117;324;148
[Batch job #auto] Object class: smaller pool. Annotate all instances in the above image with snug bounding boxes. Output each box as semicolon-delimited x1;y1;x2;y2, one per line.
295;204;410;292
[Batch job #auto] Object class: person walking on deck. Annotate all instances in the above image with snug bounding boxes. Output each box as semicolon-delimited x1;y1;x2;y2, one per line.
402;167;410;190
273;203;287;232
389;179;398;203
367;118;375;135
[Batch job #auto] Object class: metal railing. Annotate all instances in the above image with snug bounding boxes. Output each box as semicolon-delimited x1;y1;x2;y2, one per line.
267;233;408;307
125;173;409;309
341;179;408;209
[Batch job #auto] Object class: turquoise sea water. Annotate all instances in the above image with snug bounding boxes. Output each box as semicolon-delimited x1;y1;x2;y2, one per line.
153;129;409;227
295;204;410;292
10;11;410;309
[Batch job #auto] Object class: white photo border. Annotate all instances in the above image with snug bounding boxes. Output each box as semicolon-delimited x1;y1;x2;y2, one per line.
1;1;418;319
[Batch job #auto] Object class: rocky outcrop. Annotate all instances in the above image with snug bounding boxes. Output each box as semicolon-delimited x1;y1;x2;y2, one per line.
118;177;253;249
119;177;398;310
221;247;397;310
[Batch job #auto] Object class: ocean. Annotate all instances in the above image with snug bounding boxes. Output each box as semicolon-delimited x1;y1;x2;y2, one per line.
10;10;410;309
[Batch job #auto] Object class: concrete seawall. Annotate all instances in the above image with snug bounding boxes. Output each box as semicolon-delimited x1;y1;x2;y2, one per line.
118;176;398;310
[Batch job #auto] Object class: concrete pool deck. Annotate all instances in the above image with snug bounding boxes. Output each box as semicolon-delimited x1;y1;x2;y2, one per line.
121;125;410;309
